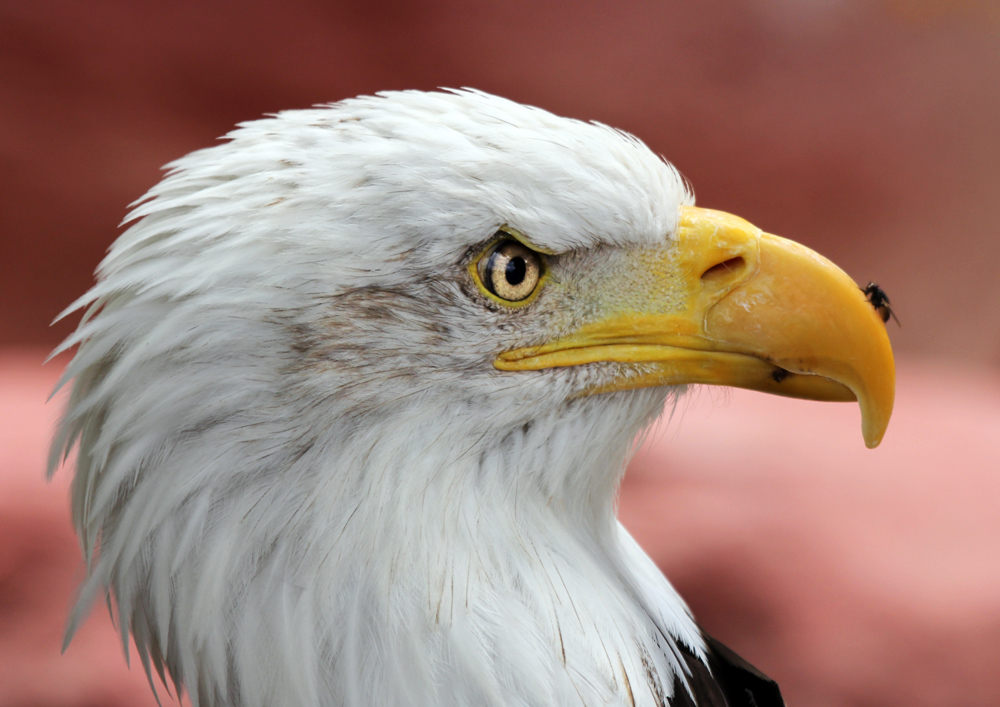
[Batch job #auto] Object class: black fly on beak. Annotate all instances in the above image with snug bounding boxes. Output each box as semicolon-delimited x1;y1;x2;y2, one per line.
863;282;899;326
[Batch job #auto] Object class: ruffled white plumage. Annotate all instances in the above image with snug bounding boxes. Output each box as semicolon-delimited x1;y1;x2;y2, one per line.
50;89;704;706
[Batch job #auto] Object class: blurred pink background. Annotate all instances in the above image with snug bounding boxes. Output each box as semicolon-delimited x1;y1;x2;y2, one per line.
2;1;998;705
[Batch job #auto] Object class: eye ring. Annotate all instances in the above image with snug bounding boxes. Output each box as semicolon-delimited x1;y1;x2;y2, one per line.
474;236;545;305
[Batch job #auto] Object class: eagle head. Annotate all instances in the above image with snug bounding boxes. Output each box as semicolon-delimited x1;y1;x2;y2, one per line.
50;90;893;707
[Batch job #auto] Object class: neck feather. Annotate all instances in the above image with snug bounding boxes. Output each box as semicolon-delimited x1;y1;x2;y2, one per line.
69;377;701;706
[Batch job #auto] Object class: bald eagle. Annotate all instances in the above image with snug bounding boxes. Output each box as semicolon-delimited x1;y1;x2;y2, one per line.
50;90;894;707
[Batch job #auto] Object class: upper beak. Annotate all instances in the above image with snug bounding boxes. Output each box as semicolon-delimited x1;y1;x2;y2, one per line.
495;206;896;448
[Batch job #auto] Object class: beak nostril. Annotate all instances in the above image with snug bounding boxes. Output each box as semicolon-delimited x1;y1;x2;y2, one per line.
701;256;746;282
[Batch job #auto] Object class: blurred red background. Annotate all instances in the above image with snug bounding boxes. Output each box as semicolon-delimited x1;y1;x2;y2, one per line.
2;1;999;705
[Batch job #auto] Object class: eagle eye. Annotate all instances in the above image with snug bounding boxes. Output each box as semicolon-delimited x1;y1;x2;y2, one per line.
476;237;544;304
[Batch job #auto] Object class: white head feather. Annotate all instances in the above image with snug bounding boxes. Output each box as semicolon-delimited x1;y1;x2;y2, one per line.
51;89;704;707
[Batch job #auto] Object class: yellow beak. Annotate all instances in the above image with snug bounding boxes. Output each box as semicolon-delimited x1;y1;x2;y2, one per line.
495;206;895;448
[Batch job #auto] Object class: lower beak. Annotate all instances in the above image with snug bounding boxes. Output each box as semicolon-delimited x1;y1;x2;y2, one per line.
495;206;896;448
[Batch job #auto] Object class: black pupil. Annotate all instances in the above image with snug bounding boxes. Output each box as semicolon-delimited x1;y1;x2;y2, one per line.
505;256;526;285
